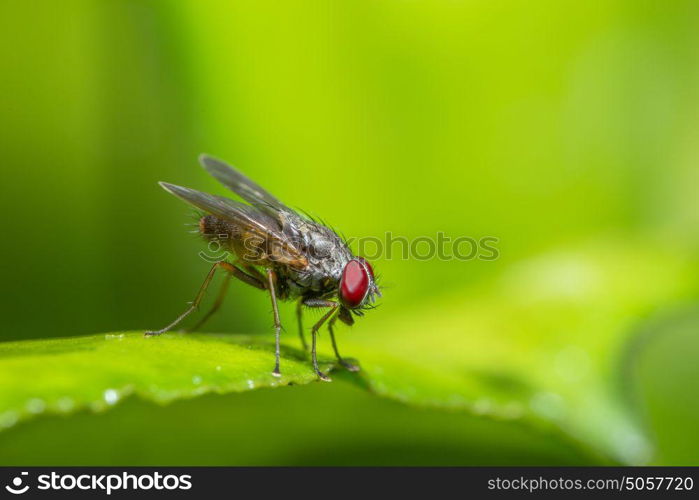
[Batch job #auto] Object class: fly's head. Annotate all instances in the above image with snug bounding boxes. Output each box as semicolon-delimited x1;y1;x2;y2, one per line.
337;257;381;323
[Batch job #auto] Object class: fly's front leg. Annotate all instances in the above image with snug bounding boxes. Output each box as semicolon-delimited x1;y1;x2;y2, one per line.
146;261;236;336
303;298;339;382
296;299;308;352
267;269;283;378
328;314;360;372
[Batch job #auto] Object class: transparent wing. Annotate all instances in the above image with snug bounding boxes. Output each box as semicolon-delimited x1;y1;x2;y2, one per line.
199;154;290;215
159;182;307;269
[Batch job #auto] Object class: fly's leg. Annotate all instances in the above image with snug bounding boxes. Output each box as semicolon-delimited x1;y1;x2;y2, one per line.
267;269;283;378
184;273;231;333
311;304;339;382
296;299;309;352
145;261;235;336
184;264;266;333
231;265;267;290
303;298;339;382
328;314;360;372
242;264;266;284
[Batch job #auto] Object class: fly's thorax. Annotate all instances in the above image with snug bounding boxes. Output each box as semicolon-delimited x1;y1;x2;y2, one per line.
283;216;352;268
293;248;352;296
274;218;353;297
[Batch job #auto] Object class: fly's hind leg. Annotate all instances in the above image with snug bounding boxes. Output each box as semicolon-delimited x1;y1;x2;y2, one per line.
241;264;266;284
183;264;266;332
184;272;232;333
145;261;234;336
146;261;265;336
328;315;360;372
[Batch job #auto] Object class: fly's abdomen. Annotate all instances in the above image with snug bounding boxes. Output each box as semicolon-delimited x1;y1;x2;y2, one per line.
198;214;273;267
199;215;236;241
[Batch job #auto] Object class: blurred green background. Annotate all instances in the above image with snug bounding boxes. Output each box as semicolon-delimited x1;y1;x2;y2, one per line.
0;0;697;465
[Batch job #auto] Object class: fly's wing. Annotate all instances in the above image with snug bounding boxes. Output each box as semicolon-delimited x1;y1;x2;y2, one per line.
159;182;308;270
199;154;290;216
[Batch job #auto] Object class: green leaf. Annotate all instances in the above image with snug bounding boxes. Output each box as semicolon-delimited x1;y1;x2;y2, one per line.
0;379;602;466
0;332;333;430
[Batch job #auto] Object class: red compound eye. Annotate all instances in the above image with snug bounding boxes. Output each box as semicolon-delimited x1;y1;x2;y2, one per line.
358;257;374;279
339;259;370;308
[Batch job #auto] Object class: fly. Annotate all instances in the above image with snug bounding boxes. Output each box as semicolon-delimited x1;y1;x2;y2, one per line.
146;154;381;381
